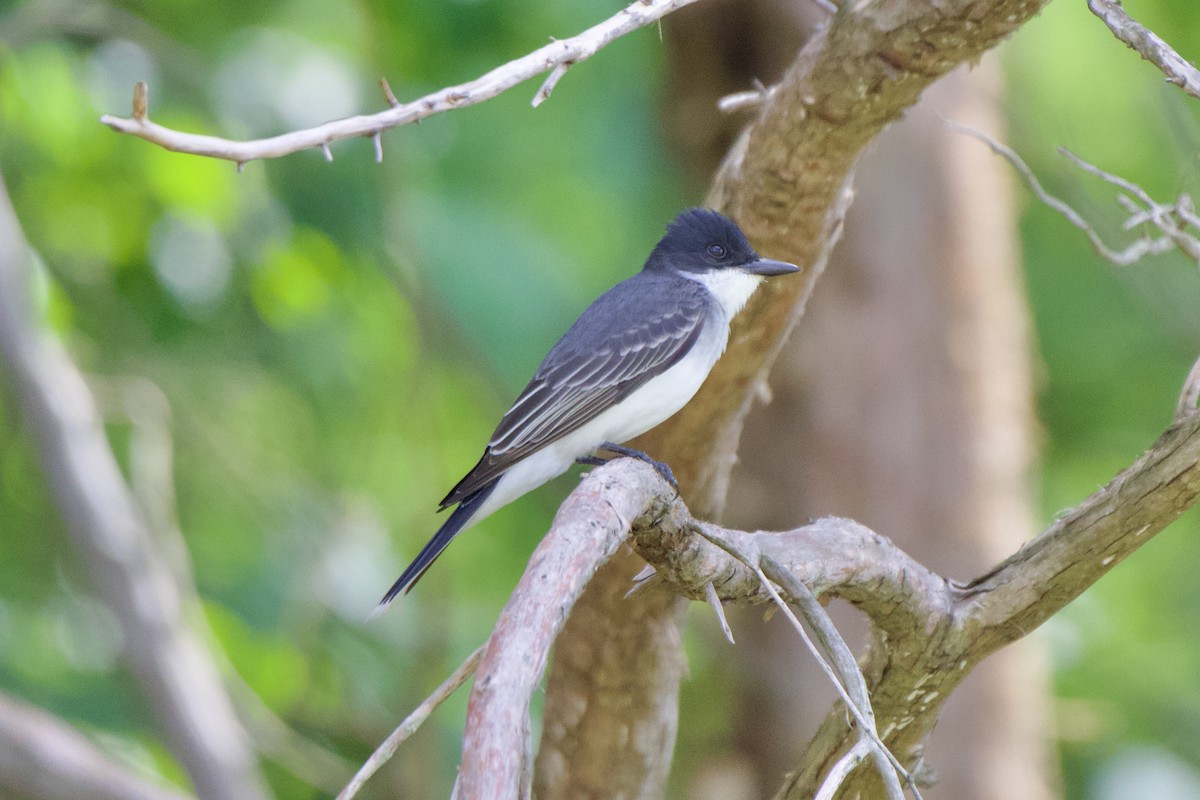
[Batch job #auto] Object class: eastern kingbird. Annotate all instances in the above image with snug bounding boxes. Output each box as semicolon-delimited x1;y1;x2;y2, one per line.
377;208;797;609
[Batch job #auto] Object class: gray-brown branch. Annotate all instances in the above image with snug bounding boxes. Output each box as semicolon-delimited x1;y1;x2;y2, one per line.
462;394;1200;798
1088;0;1200;100
0;169;269;800
537;0;1053;795
0;689;196;800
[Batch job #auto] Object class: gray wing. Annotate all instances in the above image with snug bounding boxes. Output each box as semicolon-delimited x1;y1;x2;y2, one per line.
440;276;709;508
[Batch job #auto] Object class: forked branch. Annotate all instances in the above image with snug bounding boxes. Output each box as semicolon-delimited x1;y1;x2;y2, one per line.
445;363;1200;798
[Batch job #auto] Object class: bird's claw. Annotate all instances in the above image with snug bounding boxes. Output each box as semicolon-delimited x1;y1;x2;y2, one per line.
594;442;680;497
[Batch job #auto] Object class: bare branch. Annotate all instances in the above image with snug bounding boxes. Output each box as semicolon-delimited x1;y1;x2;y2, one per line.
89;373;355;793
456;463;657;799
1088;0;1200;100
703;580;735;644
949;121;1200;268
0;168;269;800
717;79;776;114
815;741;872;800
338;644;486;800
0;689;194;800
697;524;909;800
1057;147;1200;265
963;406;1200;651
99;0;702;164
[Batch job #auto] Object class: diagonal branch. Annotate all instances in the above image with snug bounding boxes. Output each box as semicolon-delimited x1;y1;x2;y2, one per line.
0;689;195;800
1088;0;1200;100
98;0;702;165
458;348;1200;799
339;644;485;800
949;121;1200;268
0;168;269;800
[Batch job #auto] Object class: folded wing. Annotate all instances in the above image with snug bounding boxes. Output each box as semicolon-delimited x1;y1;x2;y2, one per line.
440;277;709;508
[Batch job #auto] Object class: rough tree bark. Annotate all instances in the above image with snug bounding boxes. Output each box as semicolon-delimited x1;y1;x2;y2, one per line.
723;63;1054;799
658;3;1052;796
534;0;1050;796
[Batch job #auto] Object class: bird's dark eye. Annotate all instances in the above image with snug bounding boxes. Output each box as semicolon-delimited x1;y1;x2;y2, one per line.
707;243;727;259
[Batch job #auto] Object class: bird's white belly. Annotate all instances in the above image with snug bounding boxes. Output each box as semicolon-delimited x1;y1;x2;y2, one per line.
473;320;727;523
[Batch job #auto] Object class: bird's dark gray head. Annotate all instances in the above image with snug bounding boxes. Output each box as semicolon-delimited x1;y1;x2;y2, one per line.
644;208;798;277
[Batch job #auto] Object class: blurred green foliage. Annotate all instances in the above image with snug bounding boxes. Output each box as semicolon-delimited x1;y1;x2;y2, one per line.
0;0;1197;797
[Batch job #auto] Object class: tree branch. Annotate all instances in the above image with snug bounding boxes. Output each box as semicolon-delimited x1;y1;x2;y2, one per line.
540;1;1054;795
459;350;1200;799
457;463;663;799
1088;0;1200;100
0;168;269;800
98;0;702;165
949;121;1200;269
0;690;195;800
339;644;485;800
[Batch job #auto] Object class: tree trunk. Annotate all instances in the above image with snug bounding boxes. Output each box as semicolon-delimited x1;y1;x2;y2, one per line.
725;59;1056;800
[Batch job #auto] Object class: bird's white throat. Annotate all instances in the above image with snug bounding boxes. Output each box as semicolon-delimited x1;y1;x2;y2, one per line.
680;268;764;320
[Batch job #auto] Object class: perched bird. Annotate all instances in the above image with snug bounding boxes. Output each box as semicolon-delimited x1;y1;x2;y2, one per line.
377;207;797;609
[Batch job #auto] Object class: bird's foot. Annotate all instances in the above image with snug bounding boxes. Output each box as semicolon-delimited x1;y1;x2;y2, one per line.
595;442;680;495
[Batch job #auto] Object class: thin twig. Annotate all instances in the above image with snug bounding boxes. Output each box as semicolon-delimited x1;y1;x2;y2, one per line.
1087;0;1200;100
763;555;916;800
718;79;777;113
99;0;703;164
337;644;485;800
947;120;1200;268
815;739;872;800
693;526;910;799
704;581;736;644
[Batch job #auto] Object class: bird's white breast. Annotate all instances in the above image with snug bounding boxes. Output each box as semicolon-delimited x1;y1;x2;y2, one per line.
469;269;762;526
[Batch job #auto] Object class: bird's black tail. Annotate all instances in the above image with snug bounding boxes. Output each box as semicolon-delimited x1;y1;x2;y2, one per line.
373;480;499;613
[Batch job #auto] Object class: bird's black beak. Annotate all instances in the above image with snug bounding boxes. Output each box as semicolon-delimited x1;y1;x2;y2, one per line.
743;257;800;277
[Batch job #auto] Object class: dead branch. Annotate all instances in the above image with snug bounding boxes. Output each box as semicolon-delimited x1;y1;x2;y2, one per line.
0;689;195;800
0;169;269;800
456;465;659;799
339;644;485;800
98;0;701;165
1088;0;1200;100
90;374;356;792
452;350;1200;799
949;121;1200;268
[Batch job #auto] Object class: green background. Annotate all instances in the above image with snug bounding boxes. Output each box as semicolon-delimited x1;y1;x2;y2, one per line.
0;0;1198;796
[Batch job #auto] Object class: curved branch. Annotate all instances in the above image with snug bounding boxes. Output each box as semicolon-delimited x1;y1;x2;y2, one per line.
0;169;268;800
963;410;1200;652
458;462;664;799
99;0;701;165
464;362;1200;800
0;690;194;800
